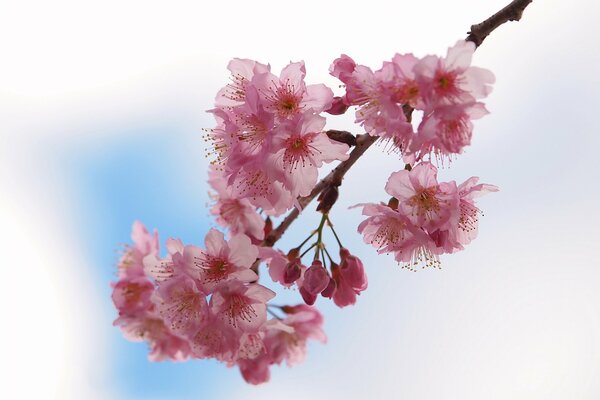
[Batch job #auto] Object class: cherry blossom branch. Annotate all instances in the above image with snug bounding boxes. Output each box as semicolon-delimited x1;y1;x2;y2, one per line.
262;0;533;249
262;133;377;247
466;0;534;47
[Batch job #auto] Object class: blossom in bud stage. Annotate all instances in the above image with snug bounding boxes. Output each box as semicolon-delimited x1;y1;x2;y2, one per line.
325;96;349;115
299;260;331;305
331;249;368;307
257;247;294;287
283;259;303;284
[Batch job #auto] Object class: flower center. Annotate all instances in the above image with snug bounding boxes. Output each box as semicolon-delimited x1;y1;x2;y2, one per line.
226;295;257;328
408;187;440;218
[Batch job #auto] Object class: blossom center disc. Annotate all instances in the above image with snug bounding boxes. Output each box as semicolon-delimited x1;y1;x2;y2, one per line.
408;187;440;215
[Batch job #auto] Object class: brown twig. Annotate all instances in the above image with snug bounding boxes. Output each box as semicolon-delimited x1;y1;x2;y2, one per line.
261;0;534;249
466;0;533;47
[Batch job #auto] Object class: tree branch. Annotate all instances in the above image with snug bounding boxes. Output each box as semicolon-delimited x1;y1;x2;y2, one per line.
262;133;377;247
261;0;534;249
466;0;533;47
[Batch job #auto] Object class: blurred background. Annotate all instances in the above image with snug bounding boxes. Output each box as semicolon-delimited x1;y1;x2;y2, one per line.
2;0;600;398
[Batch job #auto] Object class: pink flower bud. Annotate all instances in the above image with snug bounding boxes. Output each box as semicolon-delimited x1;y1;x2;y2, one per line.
283;259;302;284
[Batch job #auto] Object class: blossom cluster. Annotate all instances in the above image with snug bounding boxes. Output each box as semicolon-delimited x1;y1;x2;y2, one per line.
207;58;350;216
357;162;498;270
112;39;498;385
330;40;494;163
112;222;325;383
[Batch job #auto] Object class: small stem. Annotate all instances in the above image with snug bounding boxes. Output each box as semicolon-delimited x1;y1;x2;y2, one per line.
300;242;318;258
327;216;344;249
297;230;317;251
314;213;328;260
323;245;335;265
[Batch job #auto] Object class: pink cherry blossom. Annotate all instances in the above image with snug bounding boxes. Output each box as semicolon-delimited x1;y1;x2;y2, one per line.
142;237;187;283
455;176;498;246
356;202;440;269
252;61;334;119
270;115;349;197
208;167;265;240
215;58;271;108
299;260;330;305
189;312;239;362
118;221;159;279
210;280;275;332
114;315;191;361
227;159;295;215
111;276;155;316
414;40;495;107
385;162;458;231
331;249;368;308
411;102;489;162
184;229;258;294
153;275;209;336
269;305;326;365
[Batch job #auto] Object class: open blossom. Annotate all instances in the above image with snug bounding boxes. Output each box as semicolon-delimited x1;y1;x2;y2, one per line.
227;159;295;215
209;167;265;240
357;163;496;269
210;280;275;332
356;202;439;269
252;61;334;118
184;229;258;294
112;276;155;317
153;275;209;336
117;220;159;279
385;162;458;231
414;40;495;107
410;101;489;161
215;58;271;108
455;176;499;246
270;115;349;197
238;305;326;384
114;315;191;361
